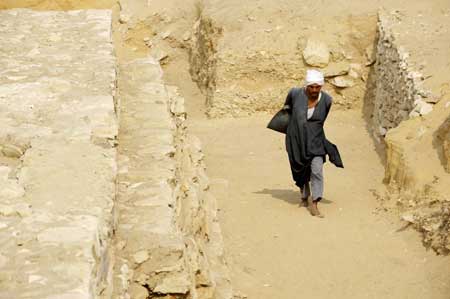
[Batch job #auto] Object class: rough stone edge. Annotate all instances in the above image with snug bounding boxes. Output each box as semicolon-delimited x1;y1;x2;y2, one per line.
373;10;434;138
168;85;233;299
112;56;231;299
375;10;450;255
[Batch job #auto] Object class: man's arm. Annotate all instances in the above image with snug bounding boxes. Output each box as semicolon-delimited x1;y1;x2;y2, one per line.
283;88;295;111
324;95;332;119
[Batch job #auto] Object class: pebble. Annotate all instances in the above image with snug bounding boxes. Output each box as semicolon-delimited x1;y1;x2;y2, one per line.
133;250;149;264
1;144;23;158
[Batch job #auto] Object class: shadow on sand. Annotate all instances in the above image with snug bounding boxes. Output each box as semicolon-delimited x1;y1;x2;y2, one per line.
254;188;333;205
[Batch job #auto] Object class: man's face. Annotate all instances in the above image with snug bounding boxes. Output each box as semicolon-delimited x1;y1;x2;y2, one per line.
306;84;322;100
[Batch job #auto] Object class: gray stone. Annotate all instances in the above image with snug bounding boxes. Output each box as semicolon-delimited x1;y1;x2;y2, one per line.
323;62;350;78
329;76;355;88
418;101;433;115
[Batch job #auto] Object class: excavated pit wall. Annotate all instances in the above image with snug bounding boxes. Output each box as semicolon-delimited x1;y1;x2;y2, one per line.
114;58;231;299
372;11;450;254
0;9;117;298
372;11;434;137
189;14;222;109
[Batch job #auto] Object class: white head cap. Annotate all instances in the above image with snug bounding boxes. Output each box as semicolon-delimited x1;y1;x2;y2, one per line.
305;69;325;86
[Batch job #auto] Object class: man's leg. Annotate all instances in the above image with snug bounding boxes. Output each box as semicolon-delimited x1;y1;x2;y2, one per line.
309;156;324;217
300;182;310;206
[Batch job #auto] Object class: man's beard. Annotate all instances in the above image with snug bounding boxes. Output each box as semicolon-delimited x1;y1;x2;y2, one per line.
309;92;320;100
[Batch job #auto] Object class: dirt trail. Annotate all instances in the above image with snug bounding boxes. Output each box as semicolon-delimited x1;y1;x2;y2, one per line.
187;111;450;299
160;35;450;297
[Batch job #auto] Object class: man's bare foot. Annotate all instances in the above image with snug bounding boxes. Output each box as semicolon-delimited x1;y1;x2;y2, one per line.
300;197;308;207
309;201;324;218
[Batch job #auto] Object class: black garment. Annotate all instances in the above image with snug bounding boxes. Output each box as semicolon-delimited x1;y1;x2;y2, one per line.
284;87;343;187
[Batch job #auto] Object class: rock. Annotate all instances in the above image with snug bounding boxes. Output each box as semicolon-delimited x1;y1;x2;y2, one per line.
182;31;191;41
323;62;350;78
119;13;130;24
15;203;32;217
154;273;190;295
348;69;359;79
160;31;171;40
402;214;415;223
379;126;387;136
409;110;420;118
419;102;433;115
151;48;169;62
413;100;433;115
348;63;361;79
365;45;376;64
28;275;46;284
329;76;355;88
1;144;23;158
0;205;15;217
144;40;153;48
133;250;149;264
302;39;330;67
129;283;148;299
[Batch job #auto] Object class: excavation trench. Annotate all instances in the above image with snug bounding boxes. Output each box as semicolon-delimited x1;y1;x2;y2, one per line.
1;1;449;299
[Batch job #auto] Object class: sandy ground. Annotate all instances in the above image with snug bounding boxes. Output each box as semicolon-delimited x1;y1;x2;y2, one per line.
188;112;450;299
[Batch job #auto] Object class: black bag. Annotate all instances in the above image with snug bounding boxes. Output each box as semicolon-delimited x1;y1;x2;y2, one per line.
267;109;290;134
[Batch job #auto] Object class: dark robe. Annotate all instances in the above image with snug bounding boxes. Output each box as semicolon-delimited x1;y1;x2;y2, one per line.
284;87;343;187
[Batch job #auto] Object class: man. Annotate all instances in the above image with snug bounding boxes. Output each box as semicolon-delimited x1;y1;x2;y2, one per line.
284;69;343;217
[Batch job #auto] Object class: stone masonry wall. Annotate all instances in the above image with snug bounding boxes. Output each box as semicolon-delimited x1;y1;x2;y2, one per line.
372;11;434;137
373;10;450;254
0;9;118;298
113;57;231;299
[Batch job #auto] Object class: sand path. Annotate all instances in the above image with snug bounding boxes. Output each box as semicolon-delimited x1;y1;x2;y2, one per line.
188;109;450;298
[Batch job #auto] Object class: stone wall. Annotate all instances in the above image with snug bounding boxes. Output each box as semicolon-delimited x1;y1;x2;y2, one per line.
189;13;222;110
113;58;231;299
0;9;118;298
371;10;450;254
372;11;434;137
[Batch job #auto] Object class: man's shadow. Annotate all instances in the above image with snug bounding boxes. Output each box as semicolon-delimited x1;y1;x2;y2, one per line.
254;188;333;205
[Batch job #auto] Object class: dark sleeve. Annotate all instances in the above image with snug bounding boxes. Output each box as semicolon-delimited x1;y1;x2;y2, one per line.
283;88;295;110
324;95;332;119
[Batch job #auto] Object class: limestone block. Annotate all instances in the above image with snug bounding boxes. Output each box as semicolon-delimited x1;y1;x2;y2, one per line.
329;76;355;88
0;9;117;299
114;56;231;299
323;62;350;78
302;39;330;68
